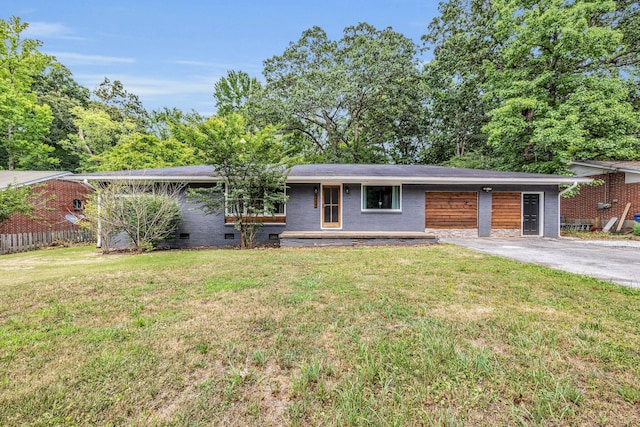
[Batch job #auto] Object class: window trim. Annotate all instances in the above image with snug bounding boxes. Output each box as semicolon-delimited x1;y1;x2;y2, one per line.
72;199;84;211
224;185;287;218
361;184;402;212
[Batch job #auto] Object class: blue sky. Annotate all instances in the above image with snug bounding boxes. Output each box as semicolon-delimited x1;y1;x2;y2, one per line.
8;1;440;115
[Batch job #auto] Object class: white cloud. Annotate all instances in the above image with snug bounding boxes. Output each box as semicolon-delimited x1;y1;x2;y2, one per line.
50;52;135;65
74;73;218;96
172;60;222;67
24;22;85;40
170;59;263;74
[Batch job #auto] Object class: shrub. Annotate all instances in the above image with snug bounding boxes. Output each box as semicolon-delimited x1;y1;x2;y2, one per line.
84;181;183;253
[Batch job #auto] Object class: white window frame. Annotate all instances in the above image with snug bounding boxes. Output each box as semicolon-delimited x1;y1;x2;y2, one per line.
224;184;287;217
361;184;402;212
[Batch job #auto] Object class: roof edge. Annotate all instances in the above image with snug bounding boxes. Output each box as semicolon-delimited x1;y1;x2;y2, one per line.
571;161;640;175
1;171;72;188
68;174;590;186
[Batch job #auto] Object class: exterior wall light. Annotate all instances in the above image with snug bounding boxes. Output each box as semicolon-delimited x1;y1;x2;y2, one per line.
344;186;350;195
482;187;492;192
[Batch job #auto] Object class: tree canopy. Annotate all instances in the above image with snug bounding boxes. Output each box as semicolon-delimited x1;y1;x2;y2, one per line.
0;10;638;177
261;23;427;163
188;113;291;248
422;0;640;173
0;16;55;170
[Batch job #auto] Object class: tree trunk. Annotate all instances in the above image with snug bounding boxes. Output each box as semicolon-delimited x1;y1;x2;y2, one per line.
7;125;14;170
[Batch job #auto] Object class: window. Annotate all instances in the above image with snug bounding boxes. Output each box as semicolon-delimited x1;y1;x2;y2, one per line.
224;185;286;217
362;186;401;211
72;199;84;210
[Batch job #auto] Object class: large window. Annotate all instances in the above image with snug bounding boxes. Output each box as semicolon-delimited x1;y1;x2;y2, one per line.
224;185;286;217
362;185;401;211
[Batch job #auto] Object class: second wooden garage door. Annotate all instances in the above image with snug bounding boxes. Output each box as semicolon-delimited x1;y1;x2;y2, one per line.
425;192;478;229
491;192;522;229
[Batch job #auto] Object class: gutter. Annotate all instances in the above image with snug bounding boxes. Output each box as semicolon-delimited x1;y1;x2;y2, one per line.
559;181;579;197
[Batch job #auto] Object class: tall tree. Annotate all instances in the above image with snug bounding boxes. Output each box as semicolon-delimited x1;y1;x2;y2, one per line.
0;17;55;170
420;0;498;167
483;0;639;173
422;0;640;173
261;23;426;163
63;105;132;170
189;113;290;249
64;80;151;171
94;77;150;132
213;70;262;116
32;62;91;171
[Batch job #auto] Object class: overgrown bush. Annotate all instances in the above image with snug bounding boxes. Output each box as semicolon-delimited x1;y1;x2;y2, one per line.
83;181;183;253
634;222;640;236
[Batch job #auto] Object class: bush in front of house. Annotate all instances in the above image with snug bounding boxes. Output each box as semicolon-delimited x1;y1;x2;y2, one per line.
84;181;183;253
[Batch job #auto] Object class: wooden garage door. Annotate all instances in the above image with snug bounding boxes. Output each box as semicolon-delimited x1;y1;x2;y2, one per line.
425;192;478;229
491;192;521;229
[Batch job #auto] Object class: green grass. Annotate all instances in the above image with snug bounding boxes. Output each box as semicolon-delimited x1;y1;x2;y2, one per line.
1;244;639;426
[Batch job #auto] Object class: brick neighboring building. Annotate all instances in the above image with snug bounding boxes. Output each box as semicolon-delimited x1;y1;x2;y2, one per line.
561;161;640;230
0;171;93;235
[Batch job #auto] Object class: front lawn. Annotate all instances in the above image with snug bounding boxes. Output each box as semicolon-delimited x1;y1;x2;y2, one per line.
1;245;639;425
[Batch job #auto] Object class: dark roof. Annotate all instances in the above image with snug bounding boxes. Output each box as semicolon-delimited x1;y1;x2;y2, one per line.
76;165;217;178
70;164;588;185
288;164;573;180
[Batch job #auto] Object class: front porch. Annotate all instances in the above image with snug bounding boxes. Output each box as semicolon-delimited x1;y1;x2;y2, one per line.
279;231;438;248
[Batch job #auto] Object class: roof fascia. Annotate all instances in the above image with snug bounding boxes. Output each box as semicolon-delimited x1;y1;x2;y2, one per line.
4;171;72;188
570;161;617;172
285;176;591;185
69;175;222;183
571;161;640;176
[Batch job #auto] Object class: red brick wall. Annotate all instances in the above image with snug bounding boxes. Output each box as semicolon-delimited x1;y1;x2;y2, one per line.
0;180;93;234
561;172;640;225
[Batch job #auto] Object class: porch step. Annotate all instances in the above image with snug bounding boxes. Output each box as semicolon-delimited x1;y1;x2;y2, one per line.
279;231;438;248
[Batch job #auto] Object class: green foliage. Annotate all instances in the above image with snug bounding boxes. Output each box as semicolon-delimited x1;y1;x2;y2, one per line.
0;183;33;225
63;79;153;172
188;113;291;248
213;70;262;116
84;182;183;253
93;77;150;132
633;222;640;237
420;0;497;165
32;62;91;171
422;0;640;173
483;0;640;173
0;16;56;170
89;133;197;172
63;105;129;168
261;23;426;163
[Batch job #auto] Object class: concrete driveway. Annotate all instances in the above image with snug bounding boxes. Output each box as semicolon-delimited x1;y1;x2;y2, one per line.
442;238;640;289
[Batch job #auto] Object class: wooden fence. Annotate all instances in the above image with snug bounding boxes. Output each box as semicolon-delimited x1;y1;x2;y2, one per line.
0;229;95;255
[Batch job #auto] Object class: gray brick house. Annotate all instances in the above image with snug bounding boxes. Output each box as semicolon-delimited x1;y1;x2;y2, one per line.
72;164;589;247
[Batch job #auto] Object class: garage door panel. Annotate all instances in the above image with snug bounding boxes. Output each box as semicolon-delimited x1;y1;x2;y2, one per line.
491;192;521;229
425;192;478;229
